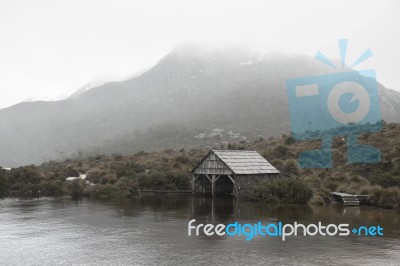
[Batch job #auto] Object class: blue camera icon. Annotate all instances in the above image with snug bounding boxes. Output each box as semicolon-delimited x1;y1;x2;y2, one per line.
286;69;382;168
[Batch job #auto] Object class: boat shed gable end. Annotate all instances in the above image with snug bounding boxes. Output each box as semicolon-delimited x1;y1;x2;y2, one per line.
192;150;233;175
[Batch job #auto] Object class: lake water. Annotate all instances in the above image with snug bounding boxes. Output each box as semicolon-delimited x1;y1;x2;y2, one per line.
1;195;400;266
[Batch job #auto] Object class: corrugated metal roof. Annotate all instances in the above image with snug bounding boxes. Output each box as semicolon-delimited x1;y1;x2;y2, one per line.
212;150;280;174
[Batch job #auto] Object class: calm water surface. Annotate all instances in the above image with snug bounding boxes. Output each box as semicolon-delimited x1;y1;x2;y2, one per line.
1;195;400;266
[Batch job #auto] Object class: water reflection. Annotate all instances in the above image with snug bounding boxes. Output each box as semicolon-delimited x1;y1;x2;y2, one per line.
1;195;400;266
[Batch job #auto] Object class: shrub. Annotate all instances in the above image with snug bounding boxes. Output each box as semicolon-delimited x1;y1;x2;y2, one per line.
86;169;108;183
138;172;167;190
41;179;65;196
115;177;139;198
370;187;400;209
270;159;284;172
282;159;300;176
8;165;41;197
284;136;295;145
310;195;325;206
314;187;332;204
303;175;321;187
67;179;86;198
136;170;190;190
90;184;120;199
0;168;8;198
273;145;290;158
116;161;145;177
249;177;313;204
370;173;400;188
66;167;80;177
165;170;190;190
176;155;189;164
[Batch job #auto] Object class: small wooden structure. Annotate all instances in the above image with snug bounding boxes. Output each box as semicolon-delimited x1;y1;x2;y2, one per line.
191;150;280;198
332;192;361;206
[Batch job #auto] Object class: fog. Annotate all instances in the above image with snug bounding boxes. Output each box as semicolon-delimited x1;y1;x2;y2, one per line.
0;0;399;108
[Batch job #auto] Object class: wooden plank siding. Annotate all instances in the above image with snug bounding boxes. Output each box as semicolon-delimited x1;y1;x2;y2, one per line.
192;152;233;176
192;150;280;198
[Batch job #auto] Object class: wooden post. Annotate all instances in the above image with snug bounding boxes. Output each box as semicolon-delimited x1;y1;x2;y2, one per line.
191;174;195;194
227;174;236;198
191;195;195;217
211;197;215;224
212;174;215;197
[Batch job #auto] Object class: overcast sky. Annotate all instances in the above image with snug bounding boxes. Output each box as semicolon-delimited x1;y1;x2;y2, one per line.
0;0;399;109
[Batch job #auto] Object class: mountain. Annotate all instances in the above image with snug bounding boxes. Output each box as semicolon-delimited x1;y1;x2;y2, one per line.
1;44;400;167
68;83;94;100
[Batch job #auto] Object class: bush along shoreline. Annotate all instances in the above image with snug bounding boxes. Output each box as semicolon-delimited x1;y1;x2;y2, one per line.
248;177;313;204
0;122;399;209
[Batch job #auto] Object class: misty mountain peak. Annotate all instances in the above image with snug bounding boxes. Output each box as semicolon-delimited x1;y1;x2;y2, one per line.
0;46;399;167
68;83;95;100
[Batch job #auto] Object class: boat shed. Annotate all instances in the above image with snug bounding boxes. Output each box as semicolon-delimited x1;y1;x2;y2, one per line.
191;150;280;198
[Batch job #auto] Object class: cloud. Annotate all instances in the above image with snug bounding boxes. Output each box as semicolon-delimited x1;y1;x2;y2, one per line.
0;0;399;108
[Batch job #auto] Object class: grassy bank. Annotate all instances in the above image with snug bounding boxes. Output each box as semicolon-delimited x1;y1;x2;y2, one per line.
1;122;400;208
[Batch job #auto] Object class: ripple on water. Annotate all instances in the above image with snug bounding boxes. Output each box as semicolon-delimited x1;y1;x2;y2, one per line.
0;196;400;266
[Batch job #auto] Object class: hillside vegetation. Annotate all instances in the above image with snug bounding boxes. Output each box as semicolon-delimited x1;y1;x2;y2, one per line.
1;122;400;209
1;45;400;167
